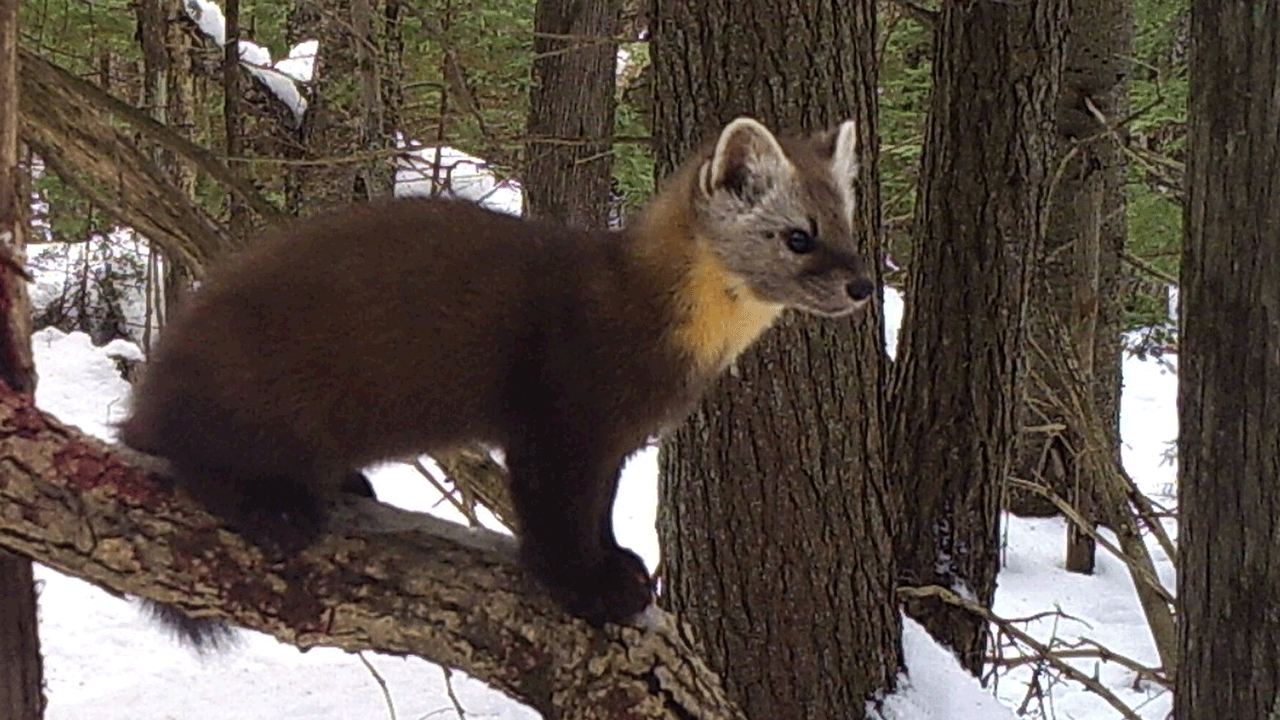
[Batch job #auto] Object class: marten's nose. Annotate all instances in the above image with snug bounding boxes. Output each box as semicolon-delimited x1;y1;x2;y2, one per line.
846;277;875;304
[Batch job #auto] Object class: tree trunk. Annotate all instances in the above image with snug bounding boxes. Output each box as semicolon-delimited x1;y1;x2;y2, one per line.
288;0;401;210
0;0;45;714
1007;0;1132;578
524;0;620;227
652;2;901;718
889;0;1066;676
136;0;199;335
1177;3;1280;717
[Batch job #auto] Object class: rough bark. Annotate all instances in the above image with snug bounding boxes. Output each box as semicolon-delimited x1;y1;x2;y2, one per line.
1177;2;1280;717
1009;0;1132;577
889;0;1066;676
524;0;620;227
0;386;747;720
652;2;900;718
287;0;401;210
0;0;43;715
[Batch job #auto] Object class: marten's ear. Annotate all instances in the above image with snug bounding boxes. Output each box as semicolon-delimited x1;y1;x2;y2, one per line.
814;119;859;224
830;120;859;190
700;118;794;204
814;119;859;192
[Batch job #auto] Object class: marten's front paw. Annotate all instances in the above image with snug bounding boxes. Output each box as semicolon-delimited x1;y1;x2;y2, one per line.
528;547;654;626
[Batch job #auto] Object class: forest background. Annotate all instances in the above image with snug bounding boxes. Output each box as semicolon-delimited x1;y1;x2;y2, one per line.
0;0;1262;719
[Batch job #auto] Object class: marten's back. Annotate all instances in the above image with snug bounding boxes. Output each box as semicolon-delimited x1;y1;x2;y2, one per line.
122;117;878;639
121;197;677;479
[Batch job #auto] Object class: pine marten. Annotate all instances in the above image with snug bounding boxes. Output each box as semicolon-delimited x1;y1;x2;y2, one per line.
120;118;875;642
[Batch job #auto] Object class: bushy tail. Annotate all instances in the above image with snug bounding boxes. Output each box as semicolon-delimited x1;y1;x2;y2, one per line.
141;599;239;652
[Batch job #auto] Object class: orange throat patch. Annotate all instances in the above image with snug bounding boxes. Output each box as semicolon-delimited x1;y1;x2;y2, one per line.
672;246;784;375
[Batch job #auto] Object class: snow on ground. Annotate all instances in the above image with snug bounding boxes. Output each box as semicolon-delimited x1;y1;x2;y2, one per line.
991;340;1177;719
876;619;1025;720
30;294;1176;719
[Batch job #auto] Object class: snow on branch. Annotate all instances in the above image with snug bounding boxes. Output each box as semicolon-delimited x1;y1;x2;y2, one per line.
0;385;745;720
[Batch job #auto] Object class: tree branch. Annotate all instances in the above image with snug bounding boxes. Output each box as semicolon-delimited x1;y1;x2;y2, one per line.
20;48;284;225
16;49;293;269
0;385;744;720
897;585;1145;720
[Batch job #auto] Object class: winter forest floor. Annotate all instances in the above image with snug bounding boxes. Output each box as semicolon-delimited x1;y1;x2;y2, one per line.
29;291;1175;719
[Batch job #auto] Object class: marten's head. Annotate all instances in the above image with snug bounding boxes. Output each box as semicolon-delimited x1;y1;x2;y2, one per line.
693;117;875;317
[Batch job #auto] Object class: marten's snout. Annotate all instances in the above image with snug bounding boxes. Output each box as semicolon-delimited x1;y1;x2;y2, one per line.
846;277;875;305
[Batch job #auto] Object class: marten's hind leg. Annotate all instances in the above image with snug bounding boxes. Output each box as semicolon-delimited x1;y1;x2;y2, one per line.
171;462;330;556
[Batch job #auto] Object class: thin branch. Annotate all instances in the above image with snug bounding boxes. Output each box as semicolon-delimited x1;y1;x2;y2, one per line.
991;641;1169;688
410;458;481;528
1121;250;1179;287
357;652;398;720
1116;465;1178;566
898;585;1145;720
441;666;467;720
1008;477;1174;605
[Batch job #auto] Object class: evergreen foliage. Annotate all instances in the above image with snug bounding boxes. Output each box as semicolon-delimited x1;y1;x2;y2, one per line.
1126;0;1186;329
17;0;1186;336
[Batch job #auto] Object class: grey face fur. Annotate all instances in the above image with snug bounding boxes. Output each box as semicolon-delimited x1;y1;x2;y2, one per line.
693;118;873;316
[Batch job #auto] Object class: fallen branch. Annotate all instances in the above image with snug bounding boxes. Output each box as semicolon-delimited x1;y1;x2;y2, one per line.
897;585;1144;720
991;641;1170;689
0;385;744;720
1008;477;1174;605
1020;315;1179;676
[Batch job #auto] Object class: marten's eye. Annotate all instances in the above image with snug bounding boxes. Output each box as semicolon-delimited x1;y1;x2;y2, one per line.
785;222;817;254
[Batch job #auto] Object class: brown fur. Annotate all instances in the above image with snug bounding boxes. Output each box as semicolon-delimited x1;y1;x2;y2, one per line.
121;118;874;639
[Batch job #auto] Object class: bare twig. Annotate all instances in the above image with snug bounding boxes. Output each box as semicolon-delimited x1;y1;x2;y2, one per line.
1121;250;1179;287
442;666;467;719
411;458;482;528
1008;477;1174;605
898;585;1145;720
1118;465;1178;565
357;652;398;720
993;643;1169;688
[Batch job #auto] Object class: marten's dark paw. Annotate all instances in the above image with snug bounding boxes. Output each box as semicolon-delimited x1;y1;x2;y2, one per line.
339;470;377;499
233;503;324;558
172;467;329;558
529;547;654;626
222;476;328;558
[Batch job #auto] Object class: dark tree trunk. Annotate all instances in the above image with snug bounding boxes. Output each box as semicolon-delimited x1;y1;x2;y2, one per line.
0;0;45;714
1177;3;1280;717
524;0;620;228
136;0;198;333
1007;0;1132;577
889;0;1066;676
652;2;900;718
288;0;402;211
